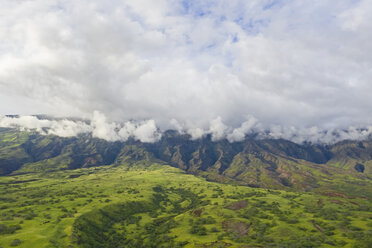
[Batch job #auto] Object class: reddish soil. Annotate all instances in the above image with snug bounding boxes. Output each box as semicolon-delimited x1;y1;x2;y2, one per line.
222;220;251;237
227;200;249;210
311;220;324;232
190;208;203;217
239;246;263;248
329;199;344;205
200;241;232;247
320;191;349;199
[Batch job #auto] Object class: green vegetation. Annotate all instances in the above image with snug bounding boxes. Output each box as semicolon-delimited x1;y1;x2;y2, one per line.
1;128;372;247
0;163;371;247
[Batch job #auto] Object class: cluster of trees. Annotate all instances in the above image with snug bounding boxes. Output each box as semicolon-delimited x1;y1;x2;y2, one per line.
72;199;189;248
70;185;218;247
151;185;204;214
189;216;217;236
0;208;38;221
72;201;150;247
0;223;21;234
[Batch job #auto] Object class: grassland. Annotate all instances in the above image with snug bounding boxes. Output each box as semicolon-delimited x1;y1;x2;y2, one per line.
0;162;371;248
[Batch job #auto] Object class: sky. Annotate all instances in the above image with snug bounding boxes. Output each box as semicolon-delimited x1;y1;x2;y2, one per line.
1;0;372;143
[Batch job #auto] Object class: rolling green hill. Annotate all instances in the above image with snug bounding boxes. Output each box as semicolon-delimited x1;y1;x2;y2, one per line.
0;127;372;247
1;163;372;248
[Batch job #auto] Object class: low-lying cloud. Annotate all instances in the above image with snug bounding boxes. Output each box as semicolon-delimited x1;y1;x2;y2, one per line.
0;112;161;143
1;112;372;144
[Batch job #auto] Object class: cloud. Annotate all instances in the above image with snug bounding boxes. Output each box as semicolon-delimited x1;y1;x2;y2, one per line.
0;112;161;143
1;0;372;138
130;120;161;143
90;111;161;142
209;117;228;141
227;116;259;142
0;115;92;137
91;111;120;141
1;112;372;144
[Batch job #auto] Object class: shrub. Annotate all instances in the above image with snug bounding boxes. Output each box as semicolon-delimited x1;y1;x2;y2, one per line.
190;225;207;235
10;239;21;247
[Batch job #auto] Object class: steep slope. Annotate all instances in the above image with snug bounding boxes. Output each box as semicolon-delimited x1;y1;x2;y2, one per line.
144;132;371;192
1;128;372;196
327;140;372;174
0;128;123;174
0;129;33;174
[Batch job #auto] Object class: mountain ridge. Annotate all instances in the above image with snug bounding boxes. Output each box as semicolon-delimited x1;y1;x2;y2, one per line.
1;127;371;195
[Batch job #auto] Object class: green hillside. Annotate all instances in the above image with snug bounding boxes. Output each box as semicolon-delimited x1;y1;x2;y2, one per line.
1;128;372;247
1;128;371;196
1;164;371;248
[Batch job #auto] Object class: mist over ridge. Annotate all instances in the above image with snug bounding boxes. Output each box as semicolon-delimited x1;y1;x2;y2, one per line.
1;111;372;144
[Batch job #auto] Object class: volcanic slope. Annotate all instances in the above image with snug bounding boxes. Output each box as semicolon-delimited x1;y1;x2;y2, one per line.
1;128;372;197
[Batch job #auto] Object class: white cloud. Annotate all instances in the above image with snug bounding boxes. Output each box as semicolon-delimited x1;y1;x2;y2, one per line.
0;115;92;137
91;111;120;141
187;127;205;140
0;0;372;138
209;117;228;141
132;120;161;143
227;116;258;142
90;111;161;142
1;112;372;144
118;122;136;141
0;112;161;142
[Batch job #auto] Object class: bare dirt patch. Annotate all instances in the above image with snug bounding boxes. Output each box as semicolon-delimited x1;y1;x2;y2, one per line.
222;220;251;237
320;191;349;199
198;241;233;247
226;200;248;210
190;208;203;217
311;220;324;232
329;199;344;205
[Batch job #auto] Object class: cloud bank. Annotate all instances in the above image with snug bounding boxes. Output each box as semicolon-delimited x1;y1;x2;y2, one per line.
1;112;372;144
0;112;161;143
1;0;372;138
